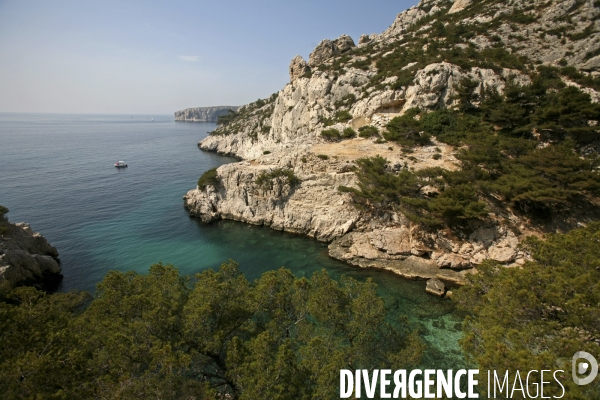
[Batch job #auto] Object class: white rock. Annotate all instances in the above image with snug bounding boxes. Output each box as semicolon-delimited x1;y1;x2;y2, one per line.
449;0;473;14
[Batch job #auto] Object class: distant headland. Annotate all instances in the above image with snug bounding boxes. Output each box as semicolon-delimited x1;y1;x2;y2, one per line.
174;106;240;122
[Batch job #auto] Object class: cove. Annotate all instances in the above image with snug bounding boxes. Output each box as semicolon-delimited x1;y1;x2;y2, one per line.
0;113;467;370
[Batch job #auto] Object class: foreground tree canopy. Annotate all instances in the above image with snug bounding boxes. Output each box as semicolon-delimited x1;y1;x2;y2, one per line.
454;222;600;399
0;262;423;399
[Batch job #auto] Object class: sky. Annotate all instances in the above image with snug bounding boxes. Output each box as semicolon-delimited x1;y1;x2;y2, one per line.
0;0;418;115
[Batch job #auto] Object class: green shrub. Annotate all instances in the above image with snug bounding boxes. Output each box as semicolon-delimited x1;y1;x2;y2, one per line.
334;94;357;109
341;156;489;226
508;10;537;24
428;184;487;221
335;110;353;122
255;168;300;190
317;154;329;160
321;128;341;141
0;206;9;236
454;224;600;398
383;108;432;147
317;115;335;127
263;150;271;155
301;157;307;163
342;127;357;139
358;125;378;138
197;168;219;190
0;261;423;399
216;109;239;125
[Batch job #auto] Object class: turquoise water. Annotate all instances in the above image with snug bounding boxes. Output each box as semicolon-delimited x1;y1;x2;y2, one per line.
0;113;466;369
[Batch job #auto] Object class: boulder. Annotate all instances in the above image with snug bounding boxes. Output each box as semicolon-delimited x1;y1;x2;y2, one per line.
308;34;356;67
435;252;471;270
426;278;446;296
487;230;519;263
359;34;371;45
289;55;310;83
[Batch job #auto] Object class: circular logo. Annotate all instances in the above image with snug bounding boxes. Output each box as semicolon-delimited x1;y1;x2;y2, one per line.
572;351;599;386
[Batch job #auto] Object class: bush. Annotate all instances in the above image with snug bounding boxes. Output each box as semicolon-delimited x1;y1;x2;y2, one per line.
318;115;335;127
263;150;271;155
0;261;424;399
342;156;488;227
432;153;441;160
335;110;352;122
255;168;300;190
384;109;432;147
320;128;341;141
454;224;600;398
334;94;357;109
317;154;329;160
197;168;219;190
0;206;8;236
358;125;379;138
216;109;239;125
342;127;357;139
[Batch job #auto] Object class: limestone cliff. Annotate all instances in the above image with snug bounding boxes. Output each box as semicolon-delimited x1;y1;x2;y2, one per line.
185;0;600;295
0;213;61;291
174;106;240;122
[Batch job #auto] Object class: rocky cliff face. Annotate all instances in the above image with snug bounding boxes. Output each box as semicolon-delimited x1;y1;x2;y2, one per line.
174;106;240;122
185;0;600;295
0;216;62;291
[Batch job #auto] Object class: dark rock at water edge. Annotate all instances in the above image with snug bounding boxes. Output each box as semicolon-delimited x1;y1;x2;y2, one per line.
0;217;62;292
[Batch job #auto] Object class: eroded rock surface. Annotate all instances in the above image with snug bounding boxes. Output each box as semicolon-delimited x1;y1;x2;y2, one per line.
308;34;356;67
289;55;310;83
0;219;62;290
183;0;599;290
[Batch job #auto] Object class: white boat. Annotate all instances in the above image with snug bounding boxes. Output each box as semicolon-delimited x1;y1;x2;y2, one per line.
114;161;127;168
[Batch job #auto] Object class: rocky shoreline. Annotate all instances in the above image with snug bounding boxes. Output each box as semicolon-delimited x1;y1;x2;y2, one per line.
183;151;525;296
0;214;62;292
183;0;599;296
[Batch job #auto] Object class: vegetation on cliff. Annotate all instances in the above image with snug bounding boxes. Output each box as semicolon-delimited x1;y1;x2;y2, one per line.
210;93;278;139
0;205;8;236
0;262;422;399
454;222;600;398
341;67;600;228
255;168;301;190
197;168;220;190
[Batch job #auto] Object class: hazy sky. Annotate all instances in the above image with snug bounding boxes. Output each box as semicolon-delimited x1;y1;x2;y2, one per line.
0;0;418;114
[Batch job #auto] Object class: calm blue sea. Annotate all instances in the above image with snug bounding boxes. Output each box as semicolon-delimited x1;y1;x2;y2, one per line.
0;113;467;368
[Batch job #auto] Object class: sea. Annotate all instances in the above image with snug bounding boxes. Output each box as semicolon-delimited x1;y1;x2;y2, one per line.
0;112;467;369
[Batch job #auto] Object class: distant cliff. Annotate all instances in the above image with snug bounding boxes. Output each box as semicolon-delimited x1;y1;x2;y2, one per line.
174;106;240;122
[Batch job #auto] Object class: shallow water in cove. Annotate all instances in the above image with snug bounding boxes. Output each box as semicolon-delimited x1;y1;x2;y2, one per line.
0;113;467;370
